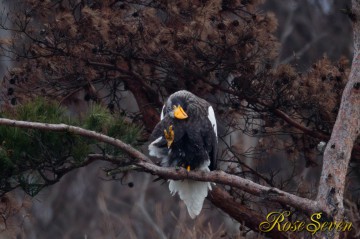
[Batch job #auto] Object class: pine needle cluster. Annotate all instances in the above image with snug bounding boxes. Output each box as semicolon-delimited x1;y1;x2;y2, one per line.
0;99;141;196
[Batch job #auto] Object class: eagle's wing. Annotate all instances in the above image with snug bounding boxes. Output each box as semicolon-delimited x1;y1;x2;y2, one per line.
206;105;218;170
198;105;217;170
183;106;217;170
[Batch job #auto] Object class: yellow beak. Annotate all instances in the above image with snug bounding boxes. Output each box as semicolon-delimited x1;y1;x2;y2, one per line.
173;105;188;119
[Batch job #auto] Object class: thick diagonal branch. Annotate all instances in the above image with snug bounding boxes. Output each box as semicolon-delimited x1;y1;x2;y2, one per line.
208;187;288;239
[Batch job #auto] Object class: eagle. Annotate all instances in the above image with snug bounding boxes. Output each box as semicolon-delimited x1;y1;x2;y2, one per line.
148;90;217;218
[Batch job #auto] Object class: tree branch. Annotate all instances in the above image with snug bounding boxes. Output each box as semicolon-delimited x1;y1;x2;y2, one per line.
208;187;289;239
87;60;162;131
0;117;323;216
202;79;330;140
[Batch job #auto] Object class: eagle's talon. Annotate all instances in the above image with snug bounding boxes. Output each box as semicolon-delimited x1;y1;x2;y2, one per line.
164;125;174;148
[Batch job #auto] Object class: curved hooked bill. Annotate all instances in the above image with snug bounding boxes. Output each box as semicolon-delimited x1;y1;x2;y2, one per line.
173;105;188;119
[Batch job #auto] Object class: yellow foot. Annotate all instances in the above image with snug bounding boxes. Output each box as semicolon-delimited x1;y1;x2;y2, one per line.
164;125;174;148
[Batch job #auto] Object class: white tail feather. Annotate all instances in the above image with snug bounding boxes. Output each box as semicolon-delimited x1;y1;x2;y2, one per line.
169;159;212;218
169;179;212;218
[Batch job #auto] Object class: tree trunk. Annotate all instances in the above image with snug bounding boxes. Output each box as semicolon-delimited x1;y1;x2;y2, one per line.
316;1;360;238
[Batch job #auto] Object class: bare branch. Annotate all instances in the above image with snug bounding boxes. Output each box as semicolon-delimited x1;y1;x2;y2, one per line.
208;187;288;239
204;79;331;141
0;117;322;215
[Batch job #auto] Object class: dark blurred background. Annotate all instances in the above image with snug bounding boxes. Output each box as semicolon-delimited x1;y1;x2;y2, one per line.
263;0;352;71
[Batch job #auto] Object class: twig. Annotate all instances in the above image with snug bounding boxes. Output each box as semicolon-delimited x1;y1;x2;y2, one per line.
106;165;141;176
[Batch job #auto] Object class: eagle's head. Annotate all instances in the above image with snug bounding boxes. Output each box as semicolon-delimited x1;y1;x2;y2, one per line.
161;90;193;120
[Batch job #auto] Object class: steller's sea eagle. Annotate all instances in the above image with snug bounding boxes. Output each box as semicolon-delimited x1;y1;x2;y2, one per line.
148;90;217;218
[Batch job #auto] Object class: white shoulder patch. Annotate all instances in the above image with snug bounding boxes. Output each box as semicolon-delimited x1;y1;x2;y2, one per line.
148;137;164;158
160;105;165;120
207;106;217;139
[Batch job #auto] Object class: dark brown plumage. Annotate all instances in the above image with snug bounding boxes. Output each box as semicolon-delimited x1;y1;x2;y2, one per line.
148;90;218;218
149;90;217;170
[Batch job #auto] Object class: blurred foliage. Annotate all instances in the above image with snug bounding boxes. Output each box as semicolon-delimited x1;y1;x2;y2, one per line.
0;0;351;147
0;98;141;196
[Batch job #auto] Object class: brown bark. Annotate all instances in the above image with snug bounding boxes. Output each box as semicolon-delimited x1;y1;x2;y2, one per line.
208;187;289;239
125;78;160;132
316;0;360;238
86;60;162;132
